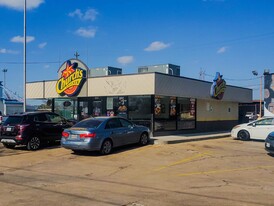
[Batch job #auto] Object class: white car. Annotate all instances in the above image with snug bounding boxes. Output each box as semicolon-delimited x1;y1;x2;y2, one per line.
231;117;274;141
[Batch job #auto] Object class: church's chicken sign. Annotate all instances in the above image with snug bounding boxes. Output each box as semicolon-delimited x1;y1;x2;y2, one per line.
56;59;87;97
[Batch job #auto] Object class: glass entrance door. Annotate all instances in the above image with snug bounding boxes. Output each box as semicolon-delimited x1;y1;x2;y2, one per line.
78;99;92;120
93;100;102;117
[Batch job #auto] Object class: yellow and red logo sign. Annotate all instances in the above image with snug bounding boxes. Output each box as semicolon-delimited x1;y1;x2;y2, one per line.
56;60;87;97
210;72;226;100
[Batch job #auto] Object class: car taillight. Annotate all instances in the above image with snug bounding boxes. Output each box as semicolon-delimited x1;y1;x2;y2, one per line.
79;132;96;138
62;131;70;138
16;135;23;141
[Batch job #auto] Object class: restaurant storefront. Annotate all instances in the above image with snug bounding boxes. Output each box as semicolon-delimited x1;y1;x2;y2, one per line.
26;59;252;135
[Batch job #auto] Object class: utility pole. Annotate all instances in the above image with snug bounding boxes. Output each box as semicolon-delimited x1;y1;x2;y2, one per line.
74;51;80;59
199;68;205;80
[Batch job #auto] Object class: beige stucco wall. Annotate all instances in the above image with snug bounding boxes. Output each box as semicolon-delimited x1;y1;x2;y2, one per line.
44;81;59;98
26;73;251;106
88;73;155;97
27;79;88;99
26;74;155;99
26;82;44;99
197;99;238;121
155;73;252;103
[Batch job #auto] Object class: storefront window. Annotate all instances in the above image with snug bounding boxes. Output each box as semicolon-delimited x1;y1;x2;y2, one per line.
105;96;128;118
128;96;151;120
54;98;77;120
154;96;176;131
177;97;196;129
128;95;152;129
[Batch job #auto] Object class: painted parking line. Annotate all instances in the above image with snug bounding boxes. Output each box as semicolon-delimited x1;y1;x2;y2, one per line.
105;145;162;159
178;165;274;177
153;151;213;172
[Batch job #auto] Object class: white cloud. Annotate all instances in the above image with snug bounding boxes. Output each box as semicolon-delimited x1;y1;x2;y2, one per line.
0;0;44;10
38;42;47;49
11;35;35;43
75;27;97;38
217;46;228;54
0;48;18;54
69;8;98;21
117;56;134;65
44;65;50;69
144;41;171;51
69;9;82;18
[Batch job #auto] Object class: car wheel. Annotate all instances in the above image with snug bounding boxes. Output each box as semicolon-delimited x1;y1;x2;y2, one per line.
237;130;250;141
3;144;15;149
139;132;149;146
100;139;112;155
27;136;41;150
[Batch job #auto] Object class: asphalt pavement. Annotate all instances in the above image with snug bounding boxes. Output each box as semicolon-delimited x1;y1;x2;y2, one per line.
152;131;231;144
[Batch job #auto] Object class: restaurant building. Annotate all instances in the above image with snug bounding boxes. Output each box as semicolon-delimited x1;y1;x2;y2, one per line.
26;59;252;135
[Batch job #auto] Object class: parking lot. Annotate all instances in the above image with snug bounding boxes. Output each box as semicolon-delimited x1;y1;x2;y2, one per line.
0;137;274;206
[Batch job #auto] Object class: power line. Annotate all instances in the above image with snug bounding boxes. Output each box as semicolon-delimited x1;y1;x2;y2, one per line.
0;61;60;65
204;73;260;81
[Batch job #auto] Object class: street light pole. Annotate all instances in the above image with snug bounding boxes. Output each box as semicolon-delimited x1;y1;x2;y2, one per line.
259;75;262;118
23;0;27;112
2;69;7;87
252;70;263;118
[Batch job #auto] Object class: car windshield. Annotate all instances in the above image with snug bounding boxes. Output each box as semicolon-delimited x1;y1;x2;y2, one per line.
73;119;103;129
3;116;24;125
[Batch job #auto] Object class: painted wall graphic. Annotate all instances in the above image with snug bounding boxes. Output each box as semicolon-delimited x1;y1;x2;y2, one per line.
210;72;226;100
264;74;274;116
56;59;87;97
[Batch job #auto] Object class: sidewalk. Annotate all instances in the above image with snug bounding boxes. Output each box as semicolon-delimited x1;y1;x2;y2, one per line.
151;131;231;144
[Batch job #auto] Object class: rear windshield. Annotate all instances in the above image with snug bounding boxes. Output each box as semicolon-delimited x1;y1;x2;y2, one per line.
73;119;102;129
3;116;24;125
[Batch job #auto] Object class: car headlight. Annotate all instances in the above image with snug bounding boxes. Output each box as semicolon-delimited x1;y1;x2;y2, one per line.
232;125;241;130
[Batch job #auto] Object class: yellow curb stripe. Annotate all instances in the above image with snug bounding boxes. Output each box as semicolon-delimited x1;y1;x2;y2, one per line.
154;151;213;172
178;165;274;177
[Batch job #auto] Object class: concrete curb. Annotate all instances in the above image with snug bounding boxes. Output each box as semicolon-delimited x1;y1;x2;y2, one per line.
152;133;231;145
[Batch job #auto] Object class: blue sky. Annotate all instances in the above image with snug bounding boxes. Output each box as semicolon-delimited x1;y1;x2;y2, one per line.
0;0;274;100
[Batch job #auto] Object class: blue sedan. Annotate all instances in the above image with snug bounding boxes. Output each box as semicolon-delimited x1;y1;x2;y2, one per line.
61;116;150;155
265;132;274;155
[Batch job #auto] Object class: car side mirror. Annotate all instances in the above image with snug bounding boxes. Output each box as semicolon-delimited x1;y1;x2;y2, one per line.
252;122;256;127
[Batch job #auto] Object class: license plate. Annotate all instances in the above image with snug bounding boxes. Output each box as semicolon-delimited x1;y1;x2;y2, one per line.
6;127;12;132
70;134;78;139
266;142;271;147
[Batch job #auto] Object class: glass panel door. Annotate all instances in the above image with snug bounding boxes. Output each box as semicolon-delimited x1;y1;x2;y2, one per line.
79;100;90;120
177;98;196;130
93;100;102;117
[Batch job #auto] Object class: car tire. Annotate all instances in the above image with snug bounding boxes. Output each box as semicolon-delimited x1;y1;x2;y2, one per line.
27;136;41;150
3;144;15;149
139;132;149;146
237;130;250;141
100;139;112;155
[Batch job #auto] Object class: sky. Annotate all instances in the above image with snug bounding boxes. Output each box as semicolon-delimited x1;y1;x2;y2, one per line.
0;0;274;101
